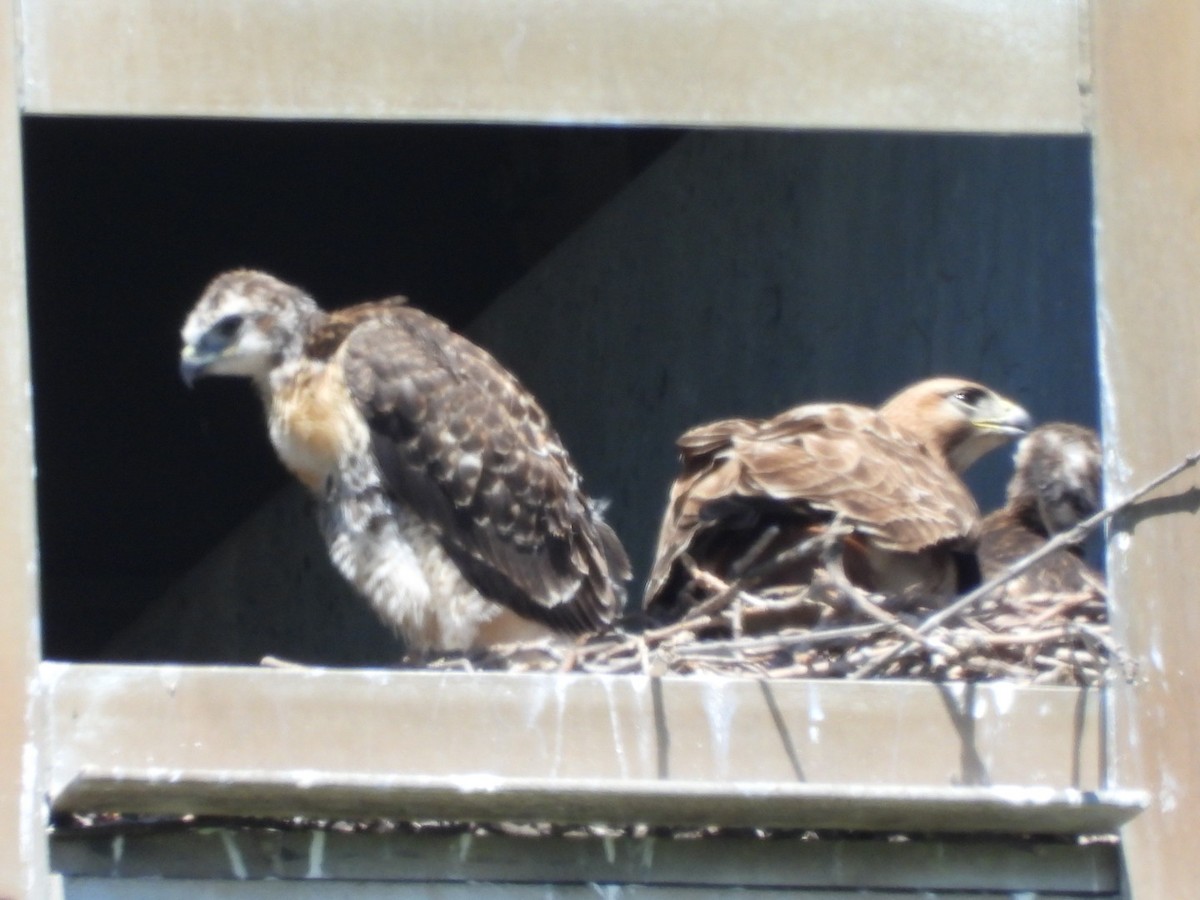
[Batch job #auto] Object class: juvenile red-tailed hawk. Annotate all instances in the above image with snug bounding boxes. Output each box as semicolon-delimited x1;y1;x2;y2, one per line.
977;422;1103;605
644;378;1031;621
179;269;630;654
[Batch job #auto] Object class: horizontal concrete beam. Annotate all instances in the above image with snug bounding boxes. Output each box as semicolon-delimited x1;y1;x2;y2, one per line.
20;0;1088;133
43;663;1144;834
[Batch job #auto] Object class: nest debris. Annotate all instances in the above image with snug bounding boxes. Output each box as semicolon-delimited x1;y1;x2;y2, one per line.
431;445;1200;686
430;561;1124;685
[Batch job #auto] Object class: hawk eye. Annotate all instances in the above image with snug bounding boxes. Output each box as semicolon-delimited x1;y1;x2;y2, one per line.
213;314;243;339
953;387;987;406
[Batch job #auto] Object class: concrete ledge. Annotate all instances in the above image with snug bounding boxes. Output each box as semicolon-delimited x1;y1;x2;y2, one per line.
42;663;1144;834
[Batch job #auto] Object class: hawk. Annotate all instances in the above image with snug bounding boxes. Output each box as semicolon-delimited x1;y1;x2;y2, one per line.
977;422;1104;605
179;269;630;654
644;377;1032;621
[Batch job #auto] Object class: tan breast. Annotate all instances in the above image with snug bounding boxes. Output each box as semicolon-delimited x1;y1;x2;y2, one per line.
268;361;368;493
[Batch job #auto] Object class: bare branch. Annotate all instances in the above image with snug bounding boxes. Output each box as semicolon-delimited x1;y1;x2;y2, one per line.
850;447;1200;679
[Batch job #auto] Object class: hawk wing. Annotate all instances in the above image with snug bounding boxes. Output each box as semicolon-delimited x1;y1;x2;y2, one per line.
337;307;629;633
645;403;979;610
737;404;979;548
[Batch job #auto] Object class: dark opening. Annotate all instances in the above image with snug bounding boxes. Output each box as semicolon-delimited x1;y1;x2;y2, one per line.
23;117;679;659
23;119;1095;664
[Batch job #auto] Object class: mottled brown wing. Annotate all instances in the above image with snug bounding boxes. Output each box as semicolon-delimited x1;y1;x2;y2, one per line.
644;417;760;608
643;403;979;611
742;403;979;550
305;298;409;361
339;306;629;633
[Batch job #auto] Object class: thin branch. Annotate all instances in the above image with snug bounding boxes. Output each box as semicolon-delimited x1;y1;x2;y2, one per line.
728;525;781;579
671;622;886;657
740;522;852;584
850;446;1200;679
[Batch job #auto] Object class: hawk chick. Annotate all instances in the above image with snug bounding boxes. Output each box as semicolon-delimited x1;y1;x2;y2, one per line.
977;422;1104;605
180;269;630;653
644;377;1032;621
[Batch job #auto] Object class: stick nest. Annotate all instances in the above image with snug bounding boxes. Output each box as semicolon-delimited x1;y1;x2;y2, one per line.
430;562;1129;686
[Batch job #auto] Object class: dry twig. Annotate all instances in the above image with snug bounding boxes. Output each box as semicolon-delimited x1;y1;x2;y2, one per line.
849;447;1198;679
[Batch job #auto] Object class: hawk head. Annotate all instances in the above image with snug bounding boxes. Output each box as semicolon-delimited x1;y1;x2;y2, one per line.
1009;422;1102;536
179;269;323;389
879;376;1032;473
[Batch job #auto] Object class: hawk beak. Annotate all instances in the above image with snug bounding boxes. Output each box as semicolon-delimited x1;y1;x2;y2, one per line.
977;399;1032;437
179;346;208;388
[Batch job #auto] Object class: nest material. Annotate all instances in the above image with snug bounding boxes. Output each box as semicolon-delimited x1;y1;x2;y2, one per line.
432;562;1127;686
442;444;1200;686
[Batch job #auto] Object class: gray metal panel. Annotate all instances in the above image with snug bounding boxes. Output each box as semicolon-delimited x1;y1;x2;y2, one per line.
52;828;1121;893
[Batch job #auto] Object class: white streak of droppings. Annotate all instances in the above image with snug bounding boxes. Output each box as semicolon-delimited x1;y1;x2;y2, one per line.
550;674;569;777
602;678;629;778
1116;531;1132;552
603;834;617;864
523;676;551;729
267;838;286;877
700;678;737;777
989;681;1016;716
1150;645;1165;673
640;836;656;869
458;832;474;863
628;675;656;773
306;830;326;879
972;691;988;719
218;830;248;880
807;684;825;721
1160;771;1179;813
111;835;124;872
807;682;825;744
520;677;552;769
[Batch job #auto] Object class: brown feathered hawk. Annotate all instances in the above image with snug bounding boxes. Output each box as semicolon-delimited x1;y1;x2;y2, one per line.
179;269;630;653
644;377;1032;621
977;422;1104;605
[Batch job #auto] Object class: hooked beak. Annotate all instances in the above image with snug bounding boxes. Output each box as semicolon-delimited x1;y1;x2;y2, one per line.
947;393;1033;473
179;345;211;388
976;399;1033;438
